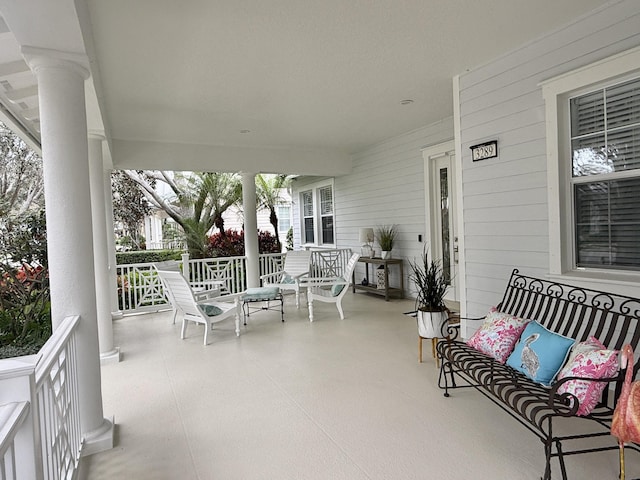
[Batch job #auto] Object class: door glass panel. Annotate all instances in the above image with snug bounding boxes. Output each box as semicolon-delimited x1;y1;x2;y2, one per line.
439;167;451;284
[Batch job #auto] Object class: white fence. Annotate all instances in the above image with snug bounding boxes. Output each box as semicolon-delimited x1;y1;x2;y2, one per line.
116;249;352;315
0;315;82;480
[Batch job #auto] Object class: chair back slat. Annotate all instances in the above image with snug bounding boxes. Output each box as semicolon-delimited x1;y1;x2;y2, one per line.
283;251;312;277
156;269;201;317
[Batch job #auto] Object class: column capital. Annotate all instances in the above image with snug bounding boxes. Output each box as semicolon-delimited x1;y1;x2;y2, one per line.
21;46;90;80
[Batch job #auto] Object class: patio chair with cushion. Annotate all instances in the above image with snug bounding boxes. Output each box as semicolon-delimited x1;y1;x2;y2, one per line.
260;250;311;308
302;252;360;322
156;268;241;345
155;260;221;324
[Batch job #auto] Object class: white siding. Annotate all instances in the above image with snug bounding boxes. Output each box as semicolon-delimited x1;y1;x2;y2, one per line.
293;119;453;295
458;0;640;316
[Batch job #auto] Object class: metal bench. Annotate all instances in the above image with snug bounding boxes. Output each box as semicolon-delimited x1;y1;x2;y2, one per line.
436;269;640;480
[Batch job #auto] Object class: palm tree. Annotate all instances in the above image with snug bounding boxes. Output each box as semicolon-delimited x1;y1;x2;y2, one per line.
123;170;242;258
255;174;291;252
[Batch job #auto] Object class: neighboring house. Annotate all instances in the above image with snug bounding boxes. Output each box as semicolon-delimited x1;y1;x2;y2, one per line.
223;188;293;250
143;189;293;251
292;1;640;337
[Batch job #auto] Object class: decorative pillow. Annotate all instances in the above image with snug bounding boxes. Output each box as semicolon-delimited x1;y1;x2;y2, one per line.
331;277;346;296
280;274;296;284
465;308;530;364
201;304;223;317
555;338;619;416
506;321;575;386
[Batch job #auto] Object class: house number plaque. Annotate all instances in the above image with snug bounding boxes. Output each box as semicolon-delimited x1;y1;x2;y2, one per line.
470;140;498;161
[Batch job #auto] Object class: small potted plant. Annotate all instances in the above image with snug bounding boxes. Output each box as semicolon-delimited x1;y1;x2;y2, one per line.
409;247;449;341
376;225;397;259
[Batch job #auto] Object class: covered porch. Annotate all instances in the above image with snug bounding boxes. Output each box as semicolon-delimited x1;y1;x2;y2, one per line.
81;294;635;480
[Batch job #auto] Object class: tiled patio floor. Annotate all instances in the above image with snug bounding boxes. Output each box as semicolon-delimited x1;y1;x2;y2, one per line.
80;291;638;479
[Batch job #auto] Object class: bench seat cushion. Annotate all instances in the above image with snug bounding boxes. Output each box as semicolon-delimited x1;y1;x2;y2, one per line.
243;287;280;302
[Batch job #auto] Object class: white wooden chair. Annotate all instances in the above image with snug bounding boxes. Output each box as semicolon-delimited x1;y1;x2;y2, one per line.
155;261;221;324
156;268;241;345
302;253;360;322
260;250;311;308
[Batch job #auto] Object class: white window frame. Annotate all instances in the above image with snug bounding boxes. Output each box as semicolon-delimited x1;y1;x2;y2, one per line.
299;179;335;248
542;45;640;288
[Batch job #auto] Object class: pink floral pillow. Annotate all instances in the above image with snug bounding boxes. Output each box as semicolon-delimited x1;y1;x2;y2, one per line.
466;308;530;364
555;336;619;416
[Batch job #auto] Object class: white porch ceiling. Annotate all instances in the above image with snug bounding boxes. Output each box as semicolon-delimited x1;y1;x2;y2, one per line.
0;0;612;174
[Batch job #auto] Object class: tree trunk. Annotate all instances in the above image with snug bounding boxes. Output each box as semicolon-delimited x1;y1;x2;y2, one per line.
269;207;281;252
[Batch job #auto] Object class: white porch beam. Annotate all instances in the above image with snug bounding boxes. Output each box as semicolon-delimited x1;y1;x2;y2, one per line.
112;139;352;176
242;172;260;288
23;47;114;456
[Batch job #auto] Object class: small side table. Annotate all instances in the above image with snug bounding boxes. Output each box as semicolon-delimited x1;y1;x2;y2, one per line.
352;257;404;301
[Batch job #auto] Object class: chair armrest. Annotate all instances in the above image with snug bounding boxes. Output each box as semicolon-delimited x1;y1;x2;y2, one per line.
299;276;344;287
198;292;243;305
260;271;284;282
194;288;221;301
291;271;310;280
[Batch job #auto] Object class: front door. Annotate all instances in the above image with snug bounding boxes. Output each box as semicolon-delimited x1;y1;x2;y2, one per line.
423;142;459;304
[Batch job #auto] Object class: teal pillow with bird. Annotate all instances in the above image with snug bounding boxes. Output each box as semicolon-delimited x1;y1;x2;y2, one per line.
506;321;575;386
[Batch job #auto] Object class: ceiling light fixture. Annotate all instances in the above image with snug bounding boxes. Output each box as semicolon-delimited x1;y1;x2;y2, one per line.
400;99;414;105
240;129;251;133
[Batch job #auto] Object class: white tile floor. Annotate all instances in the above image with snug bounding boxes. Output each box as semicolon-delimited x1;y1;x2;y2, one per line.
81;292;639;479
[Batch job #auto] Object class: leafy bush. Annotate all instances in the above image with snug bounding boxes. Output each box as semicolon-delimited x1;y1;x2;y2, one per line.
116;249;184;265
206;229;281;257
0;210;51;358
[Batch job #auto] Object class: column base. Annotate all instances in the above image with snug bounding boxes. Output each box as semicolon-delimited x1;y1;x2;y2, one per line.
81;416;115;456
100;347;121;365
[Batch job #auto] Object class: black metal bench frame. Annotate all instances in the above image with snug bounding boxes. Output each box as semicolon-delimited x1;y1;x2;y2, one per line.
436;268;640;480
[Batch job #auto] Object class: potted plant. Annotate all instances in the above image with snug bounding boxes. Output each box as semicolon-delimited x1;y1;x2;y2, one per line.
376;225;397;259
409;247;450;342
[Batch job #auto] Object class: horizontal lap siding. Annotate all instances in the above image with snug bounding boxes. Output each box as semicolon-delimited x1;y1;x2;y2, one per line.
293;120;453;293
459;0;640;322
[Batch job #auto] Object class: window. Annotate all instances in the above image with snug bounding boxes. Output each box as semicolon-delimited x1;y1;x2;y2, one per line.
301;190;315;243
299;181;335;246
570;78;640;270
319;185;334;244
277;205;291;233
542;45;640;282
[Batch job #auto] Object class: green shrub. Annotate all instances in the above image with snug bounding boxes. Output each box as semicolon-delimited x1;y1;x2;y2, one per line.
116;249;184;265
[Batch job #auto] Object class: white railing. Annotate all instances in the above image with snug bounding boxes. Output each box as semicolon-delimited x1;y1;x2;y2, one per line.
0;402;30;480
35;316;82;480
116;250;351;315
0;315;82;480
116;262;171;313
184;255;247;295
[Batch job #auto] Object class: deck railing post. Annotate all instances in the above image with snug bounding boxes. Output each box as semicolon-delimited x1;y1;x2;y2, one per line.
181;253;190;281
0;358;42;480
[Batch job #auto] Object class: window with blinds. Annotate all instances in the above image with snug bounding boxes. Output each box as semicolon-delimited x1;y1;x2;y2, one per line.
298;183;335;246
301;190;314;244
570;77;640;270
319;186;334;244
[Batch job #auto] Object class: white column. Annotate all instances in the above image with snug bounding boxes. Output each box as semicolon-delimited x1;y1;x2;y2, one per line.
242;172;260;288
24;47;114;455
88;134;120;364
104;172;122;318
